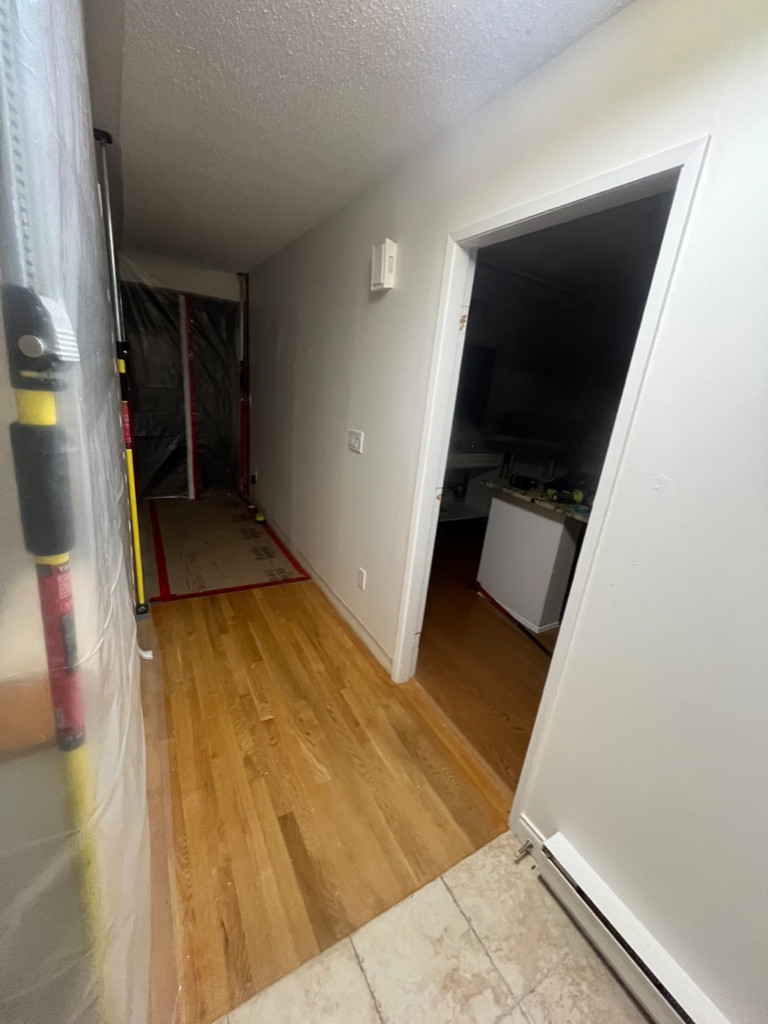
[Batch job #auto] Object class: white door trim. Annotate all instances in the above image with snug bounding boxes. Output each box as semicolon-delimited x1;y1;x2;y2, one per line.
391;137;710;684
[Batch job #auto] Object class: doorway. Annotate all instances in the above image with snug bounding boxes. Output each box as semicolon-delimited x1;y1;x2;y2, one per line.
396;143;709;801
119;277;308;604
414;187;676;789
121;282;242;500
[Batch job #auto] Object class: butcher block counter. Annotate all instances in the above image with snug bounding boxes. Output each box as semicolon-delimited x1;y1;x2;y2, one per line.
481;479;591;523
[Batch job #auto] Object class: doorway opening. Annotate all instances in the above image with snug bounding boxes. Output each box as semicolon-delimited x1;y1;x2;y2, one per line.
412;174;682;791
119;272;308;604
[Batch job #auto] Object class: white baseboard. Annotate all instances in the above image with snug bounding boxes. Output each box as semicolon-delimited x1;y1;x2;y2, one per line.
508;815;722;1024
538;834;731;1024
299;552;394;673
530;618;560;635
257;505;394;674
480;590;560;635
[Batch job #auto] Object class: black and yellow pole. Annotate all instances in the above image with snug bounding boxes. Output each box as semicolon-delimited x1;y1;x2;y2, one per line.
116;350;148;613
94;128;148;617
1;2;110;1016
4;284;108;1019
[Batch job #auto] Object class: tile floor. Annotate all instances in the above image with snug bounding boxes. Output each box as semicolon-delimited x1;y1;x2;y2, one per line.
214;831;650;1024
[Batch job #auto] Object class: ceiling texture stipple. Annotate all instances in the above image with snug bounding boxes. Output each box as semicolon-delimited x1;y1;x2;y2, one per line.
114;0;632;270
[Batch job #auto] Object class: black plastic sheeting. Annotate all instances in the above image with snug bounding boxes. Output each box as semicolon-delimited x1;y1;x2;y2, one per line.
188;296;240;494
121;282;187;498
120;282;240;499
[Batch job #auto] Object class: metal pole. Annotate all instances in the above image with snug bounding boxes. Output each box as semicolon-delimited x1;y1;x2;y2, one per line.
94;129;125;345
0;4;127;1018
94;128;148;615
4;285;108;1022
237;271;251;501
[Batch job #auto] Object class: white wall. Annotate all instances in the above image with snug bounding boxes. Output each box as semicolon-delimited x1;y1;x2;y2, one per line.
250;0;768;666
83;0;124;136
250;2;768;1019
119;249;240;301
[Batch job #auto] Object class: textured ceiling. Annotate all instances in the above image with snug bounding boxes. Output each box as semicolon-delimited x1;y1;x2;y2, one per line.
115;0;631;270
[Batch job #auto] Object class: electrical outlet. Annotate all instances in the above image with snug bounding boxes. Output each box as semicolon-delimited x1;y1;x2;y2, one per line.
348;429;364;454
357;567;367;591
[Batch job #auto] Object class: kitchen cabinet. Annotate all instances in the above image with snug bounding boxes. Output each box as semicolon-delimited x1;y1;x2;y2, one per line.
477;492;584;632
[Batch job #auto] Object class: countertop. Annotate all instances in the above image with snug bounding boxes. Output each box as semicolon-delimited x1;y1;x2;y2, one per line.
482;480;591;524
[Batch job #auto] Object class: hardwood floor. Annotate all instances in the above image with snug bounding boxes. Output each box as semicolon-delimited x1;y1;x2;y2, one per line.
153;580;511;1024
416;518;552;792
139;617;180;1024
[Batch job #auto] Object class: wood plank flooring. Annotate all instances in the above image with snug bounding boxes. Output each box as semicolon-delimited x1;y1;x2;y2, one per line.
154;580;511;1024
416;519;552;792
139;618;180;1024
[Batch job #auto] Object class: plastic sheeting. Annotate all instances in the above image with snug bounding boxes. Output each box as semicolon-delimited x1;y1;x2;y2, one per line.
121;281;188;499
120;269;240;499
0;1;150;1022
188;295;240;494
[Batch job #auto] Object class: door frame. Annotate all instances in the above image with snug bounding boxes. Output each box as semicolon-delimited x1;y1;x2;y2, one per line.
391;137;709;683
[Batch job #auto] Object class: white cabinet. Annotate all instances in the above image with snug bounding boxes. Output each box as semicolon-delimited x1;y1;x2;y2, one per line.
477;494;583;632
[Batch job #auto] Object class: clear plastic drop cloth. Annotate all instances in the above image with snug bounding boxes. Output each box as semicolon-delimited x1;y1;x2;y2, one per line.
0;0;150;1022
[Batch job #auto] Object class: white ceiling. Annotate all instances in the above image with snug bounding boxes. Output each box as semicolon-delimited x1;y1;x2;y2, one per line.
93;0;632;271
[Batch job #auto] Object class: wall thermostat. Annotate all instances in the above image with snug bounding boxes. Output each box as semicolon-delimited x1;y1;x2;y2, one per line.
371;238;397;291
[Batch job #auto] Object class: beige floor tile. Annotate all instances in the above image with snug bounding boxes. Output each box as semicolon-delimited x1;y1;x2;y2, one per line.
227;939;380;1024
522;940;650;1024
443;831;583;999
500;1012;529;1024
352;877;519;1024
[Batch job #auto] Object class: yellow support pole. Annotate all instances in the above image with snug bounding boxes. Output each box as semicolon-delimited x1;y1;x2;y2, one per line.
97;132;148;616
13;380;110;1022
117;357;147;609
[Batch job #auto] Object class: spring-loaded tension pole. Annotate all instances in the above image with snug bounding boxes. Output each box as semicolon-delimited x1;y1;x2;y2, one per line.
4;286;109;1019
94;127;148;618
1;1;108;1014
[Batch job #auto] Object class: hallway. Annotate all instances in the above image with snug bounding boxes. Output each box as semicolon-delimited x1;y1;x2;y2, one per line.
139;495;308;603
154;581;511;1024
2;2;764;1022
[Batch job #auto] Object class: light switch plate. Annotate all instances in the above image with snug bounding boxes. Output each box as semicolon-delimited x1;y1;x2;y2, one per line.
357;568;367;590
371;238;397;291
348;429;364;454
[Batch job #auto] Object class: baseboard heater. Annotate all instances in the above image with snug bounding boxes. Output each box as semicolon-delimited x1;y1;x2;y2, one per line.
538;833;731;1024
